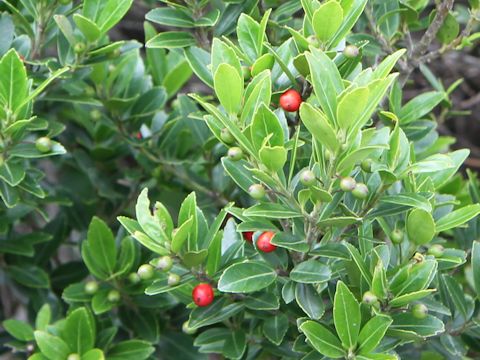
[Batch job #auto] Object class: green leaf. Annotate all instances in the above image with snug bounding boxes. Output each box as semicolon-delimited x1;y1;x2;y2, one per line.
2;319;34;341
64;308;95;354
259;145;287;172
0;161;25;186
184;47;213;88
317;216;361;227
435;204;480;232
328;0;368;48
390;259;437;296
223;330;246;360
305;47;343;123
345;243;372;286
243;203;302;218
0;49;27;116
237;13;260;62
146;32;196;48
135;188;168;243
334;281;361;349
251;53;274;76
263;314;289;345
337;87;369;132
372;260;388;299
73;14;101;42
389;289;436;307
7;265;49;288
473;241;480;297
251;103;284;150
221;158;255;193
82;217;116;279
389;313;444;338
299;321;344;358
399;91;445;124
163;61;193;98
218;261;277;293
295;283;325;319
442;274;468;319
240;70;272;125
92;0;133;34
189;298;244;329
312;1;343;43
182;249;208;268
146;8;194;28
107;340;154;360
379;193;432;212
299;102;339;152
270;232;309;252
35;304;51;331
82;349;105;360
407;209;435;245
290;259;331;284
211;38;242;76
171;217;193;254
214;63;243;115
358;315;392;354
34;331;71;360
437;12;460;44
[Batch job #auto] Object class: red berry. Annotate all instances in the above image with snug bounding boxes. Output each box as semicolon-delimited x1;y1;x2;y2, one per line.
192;283;214;307
257;231;277;253
136;132;142;140
279;89;302;112
242;231;254;242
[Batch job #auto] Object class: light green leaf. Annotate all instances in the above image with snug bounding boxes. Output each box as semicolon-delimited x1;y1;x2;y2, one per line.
290;259;332;284
218;261;277;293
214;63;243;115
299;102;339;152
337;86;369;132
358;315;392;354
312;1;343;43
34;331;71;360
300;321;344;358
334;281;361;349
146;32;196;48
435;204;480;233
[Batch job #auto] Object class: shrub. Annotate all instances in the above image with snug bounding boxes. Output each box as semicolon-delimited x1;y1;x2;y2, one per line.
1;0;480;359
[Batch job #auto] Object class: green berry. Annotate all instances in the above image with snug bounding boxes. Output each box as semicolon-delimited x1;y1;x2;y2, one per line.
343;45;359;58
128;272;141;284
324;149;332;161
59;0;72;5
427;244;444;258
107;289;120;303
84;281;98;295
249;184;265;200
220;128;235;144
362;291;378;305
154;256;173;272
167;273;181;286
361;159;372;173
35;137;52;153
411;303;428;319
67;354;81;360
307;35;320;47
90;109;102;121
352;183;369;199
390;229;404;244
340;177;356;192
182;321;196;335
300;170;316;186
74;42;86;54
137;264;154;280
228;147;243;161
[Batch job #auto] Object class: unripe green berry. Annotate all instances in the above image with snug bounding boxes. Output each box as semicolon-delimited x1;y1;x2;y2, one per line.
85;86;95;97
362;291;378;305
67;354;80;360
137;264;154;280
343;45;359;58
248;184;265;200
35;137;52;153
128;272;141;284
324;149;332;161
74;42;86;54
307;35;320;47
154;256;173;272
427;244;444;258
90;109;102;121
84;280;98;295
59;0;72;5
228;147;243;161
340;177;356;192
411;303;428;319
361;159;372;173
300;170;316;186
220;128;235;144
182;321;196;335
352;183;369;199
390;229;404;244
107;289;120;303
167;273;181;286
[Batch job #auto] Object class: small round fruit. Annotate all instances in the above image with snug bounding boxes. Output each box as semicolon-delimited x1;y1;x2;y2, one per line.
228;147;243;161
128;272;141;284
35;137;52;153
352;183;369;199
167;273;181;286
182;321;197;335
412;303;428;319
107;289;120;303
74;42;86;54
324;149;332;161
155;256;173;272
361;159;372;173
90;109;102;121
220;128;235;144
59;0;72;5
279;89;302;112
340;177;356;192
390;229;404;244
362;291;378;305
427;244;444;258
192;283;214;307
307;35;320;47
84;281;98;295
242;231;254;242
300;170;316;186
67;354;80;360
256;231;277;253
137;264;154;280
249;184;265;200
343;45;359;58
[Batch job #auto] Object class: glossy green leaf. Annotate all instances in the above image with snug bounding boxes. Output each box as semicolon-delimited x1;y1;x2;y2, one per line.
312;1;343;43
334;281;361;349
435;204;480;233
290;259;331;284
218;261;276;293
358;315;392;354
300;321;344;358
214;63;243;115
